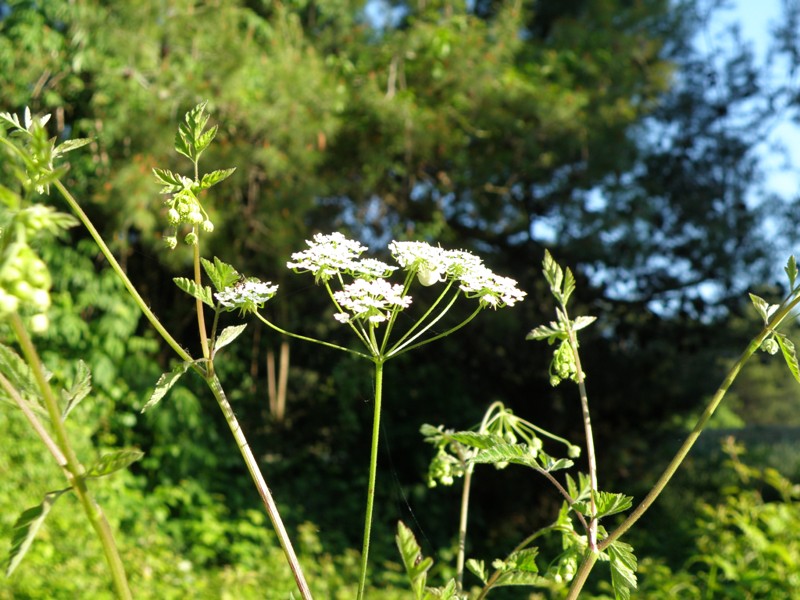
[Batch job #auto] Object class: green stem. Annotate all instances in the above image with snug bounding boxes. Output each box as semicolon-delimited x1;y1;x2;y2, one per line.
255;312;370;359
54;180;195;367
204;373;313;600
11;314;132;600
194;239;210;361
357;359;385;599
565;548;600;600
387;305;482;359
455;461;474;592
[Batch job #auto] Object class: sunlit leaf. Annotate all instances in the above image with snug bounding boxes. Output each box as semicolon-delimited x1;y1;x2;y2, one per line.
525;321;566;343
201;256;241;292
775;333;800;383
6;488;71;576
572;315;597;332
173;277;214;307
61;360;91;420
607;541;637;600
449;431;505;450
786;255;797;290
213;324;247;356
142;360;197;412
86;448;144;478
466;559;488;584
396;521;432;599
198;167;236;191
153;167;191;194
54;138;92;156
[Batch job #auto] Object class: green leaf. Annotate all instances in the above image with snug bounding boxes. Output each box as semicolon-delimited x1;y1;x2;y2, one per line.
471;442;541;469
540;455;574;472
396;521;433;600
213;324;247;356
493;571;547;587
542;250;563;297
775;333;800;383
786;255;797;289
562;267;576;305
466;559;488;584
748;293;778;324
449;431;506;450
6;488;71;576
173;277;214;307
525;321;566;343
54;138;92;156
61;360;92;420
195;124;218;156
574;491;633;519
607;541;638;600
426;579;458;599
0;342;40;405
174;101;213;162
572;315;597;332
86;448;144;478
142;360;196;412
153;167;192;194
198;167;236;191
201;256;241;292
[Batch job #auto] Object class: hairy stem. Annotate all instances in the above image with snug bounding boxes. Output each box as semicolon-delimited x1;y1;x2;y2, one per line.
205;373;313;599
11;314;132;599
456;463;474;591
194;240;210;360
357;359;385;599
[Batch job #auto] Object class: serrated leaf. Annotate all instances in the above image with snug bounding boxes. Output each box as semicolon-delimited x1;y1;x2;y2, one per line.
562;267;576;305
0;342;39;404
153;167;192;194
542;250;562;295
449;431;505;450
201;256;241;292
213;324;247;356
142;360;196;412
493;571;548;587
575;491;633;519
173;277;214;307
198;167;236;191
86;448;144;478
607;541;637;600
426;579;458;599
786;255;797;289
525;321;566;342
775;333;800;383
0;111;22;130
471;442;540;469
466;559;488;584
540;455;574;472
6;488;71;576
61;360;92;420
572;315;597;332
505;548;539;573
396;521;433;599
54;138;92;156
195;124;218;155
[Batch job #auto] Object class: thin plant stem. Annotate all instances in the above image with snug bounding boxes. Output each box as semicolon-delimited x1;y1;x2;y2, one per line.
255;312;370;359
387;305;482;359
567;325;598;550
54;180;195;367
205;373;313;600
357;359;385;600
10;314;132;600
455;462;474;591
386;287;460;357
0;371;67;467
194;239;210;360
566;299;798;599
55;179;311;598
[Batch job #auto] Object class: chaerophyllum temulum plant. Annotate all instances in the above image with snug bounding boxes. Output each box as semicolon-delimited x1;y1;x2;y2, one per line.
400;251;800;600
213;231;527;599
5;100;800;600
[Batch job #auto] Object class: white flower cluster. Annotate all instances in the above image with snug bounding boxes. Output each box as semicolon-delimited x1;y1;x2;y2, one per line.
333;279;412;324
287;232;396;282
215;279;279;314
389;241;526;308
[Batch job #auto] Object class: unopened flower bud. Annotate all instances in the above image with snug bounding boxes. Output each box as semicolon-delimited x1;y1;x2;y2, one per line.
167;208;180;224
184;231;198;246
30;313;49;333
165;235;178;250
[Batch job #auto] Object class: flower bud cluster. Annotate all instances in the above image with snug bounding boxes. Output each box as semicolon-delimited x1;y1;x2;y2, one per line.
163;189;213;248
0;214;55;332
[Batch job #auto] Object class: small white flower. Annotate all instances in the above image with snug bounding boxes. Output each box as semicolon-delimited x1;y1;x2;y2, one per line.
216;279;279;314
287;232;368;282
333;278;412;324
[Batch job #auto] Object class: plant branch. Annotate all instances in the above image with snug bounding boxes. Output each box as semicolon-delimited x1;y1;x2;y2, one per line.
204;373;313;599
10;314;132;599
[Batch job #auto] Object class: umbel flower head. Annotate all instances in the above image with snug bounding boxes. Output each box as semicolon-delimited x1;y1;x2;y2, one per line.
215;278;279;315
389;241;526;308
333;278;412;324
287;232;396;282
